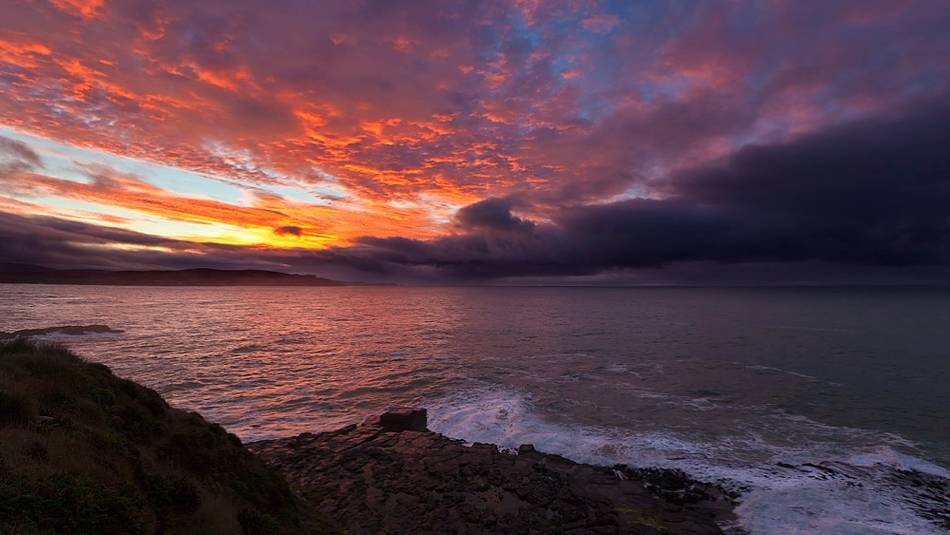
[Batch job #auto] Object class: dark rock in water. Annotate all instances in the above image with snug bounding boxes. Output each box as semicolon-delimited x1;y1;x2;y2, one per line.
250;409;738;535
0;324;123;339
364;407;428;432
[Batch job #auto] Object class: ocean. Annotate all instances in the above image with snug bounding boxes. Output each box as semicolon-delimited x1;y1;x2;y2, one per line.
2;284;948;533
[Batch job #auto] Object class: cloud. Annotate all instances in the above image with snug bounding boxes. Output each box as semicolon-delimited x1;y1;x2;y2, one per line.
1;1;949;283
580;14;620;33
1;99;948;283
455;197;534;233
0;136;42;173
273;225;303;237
3;0;949;223
0;211;190;270
0;150;437;247
319;99;950;279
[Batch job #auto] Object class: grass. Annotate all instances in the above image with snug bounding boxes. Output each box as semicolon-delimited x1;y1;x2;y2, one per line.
0;338;337;534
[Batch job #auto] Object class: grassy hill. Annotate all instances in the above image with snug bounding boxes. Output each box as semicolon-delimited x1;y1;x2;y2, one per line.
0;339;337;534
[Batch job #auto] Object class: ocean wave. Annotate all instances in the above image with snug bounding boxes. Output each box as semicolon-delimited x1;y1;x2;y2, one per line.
428;384;949;535
744;364;844;387
745;364;820;381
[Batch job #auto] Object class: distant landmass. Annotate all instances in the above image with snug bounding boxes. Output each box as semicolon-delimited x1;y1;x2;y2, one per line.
0;264;348;286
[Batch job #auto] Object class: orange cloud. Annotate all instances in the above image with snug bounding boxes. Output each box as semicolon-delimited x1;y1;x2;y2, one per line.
49;0;106;19
0;0;945;262
0;38;52;68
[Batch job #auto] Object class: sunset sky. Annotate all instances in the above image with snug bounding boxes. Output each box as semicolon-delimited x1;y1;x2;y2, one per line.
2;0;949;282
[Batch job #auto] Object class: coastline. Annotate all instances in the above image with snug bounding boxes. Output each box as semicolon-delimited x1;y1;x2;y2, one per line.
250;408;739;534
0;337;738;534
0;338;336;534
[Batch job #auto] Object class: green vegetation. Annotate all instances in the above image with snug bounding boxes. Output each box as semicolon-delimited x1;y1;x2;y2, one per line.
0;339;336;534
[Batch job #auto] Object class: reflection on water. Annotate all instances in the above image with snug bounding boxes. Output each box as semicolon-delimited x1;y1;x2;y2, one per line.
2;285;949;534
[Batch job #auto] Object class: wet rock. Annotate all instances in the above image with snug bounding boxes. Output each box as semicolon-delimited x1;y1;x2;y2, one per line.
0;325;123;339
363;407;428;432
250;409;738;534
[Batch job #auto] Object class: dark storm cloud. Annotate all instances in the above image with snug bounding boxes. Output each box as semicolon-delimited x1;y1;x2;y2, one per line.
319;99;950;279
455;198;534;233
0;212;282;272
0;212;177;270
668;101;950;266
2;99;948;283
0;211;408;282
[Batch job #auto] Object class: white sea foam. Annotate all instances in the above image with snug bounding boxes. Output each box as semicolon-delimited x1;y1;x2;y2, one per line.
745;364;820;381
429;385;950;535
744;364;845;387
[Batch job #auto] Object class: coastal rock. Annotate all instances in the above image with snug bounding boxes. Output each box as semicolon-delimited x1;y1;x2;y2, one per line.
0;324;123;339
250;409;738;535
362;407;428;432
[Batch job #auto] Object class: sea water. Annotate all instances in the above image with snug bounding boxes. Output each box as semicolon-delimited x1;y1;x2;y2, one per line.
2;285;948;533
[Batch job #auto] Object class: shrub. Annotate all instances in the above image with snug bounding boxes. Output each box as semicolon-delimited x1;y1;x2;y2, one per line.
0;339;337;534
0;389;33;428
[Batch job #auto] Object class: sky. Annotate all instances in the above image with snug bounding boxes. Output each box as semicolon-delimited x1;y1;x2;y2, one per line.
1;0;949;283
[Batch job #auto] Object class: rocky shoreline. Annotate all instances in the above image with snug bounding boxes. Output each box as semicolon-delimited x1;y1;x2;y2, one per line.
250;408;740;534
2;333;741;534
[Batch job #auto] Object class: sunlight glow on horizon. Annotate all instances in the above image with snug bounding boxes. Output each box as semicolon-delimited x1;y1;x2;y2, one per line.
2;0;949;279
0;125;449;250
